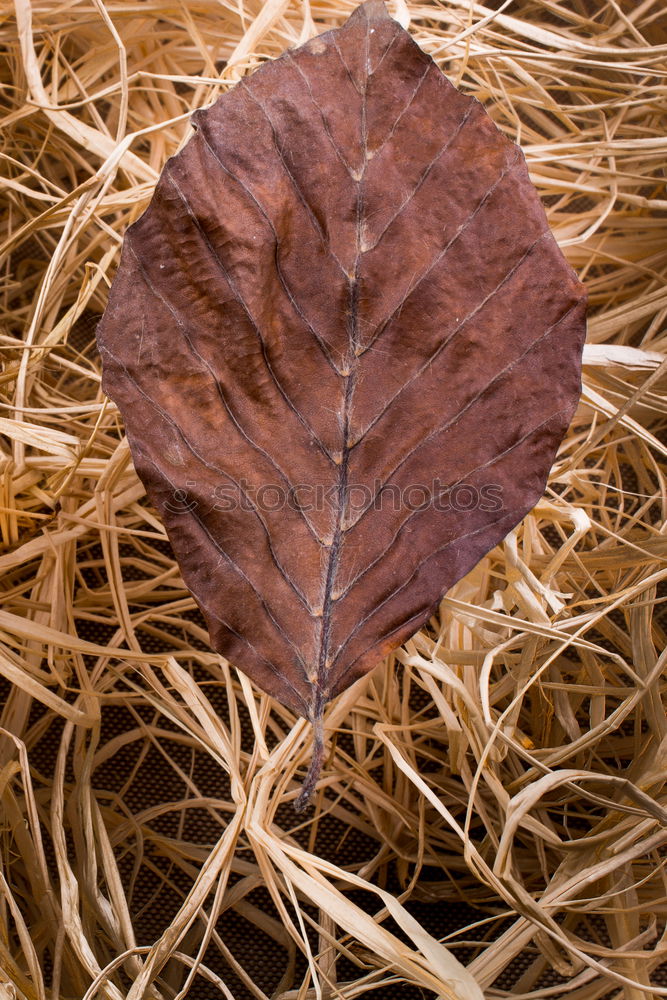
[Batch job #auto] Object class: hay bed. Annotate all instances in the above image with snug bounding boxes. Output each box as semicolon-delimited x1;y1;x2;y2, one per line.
1;0;667;997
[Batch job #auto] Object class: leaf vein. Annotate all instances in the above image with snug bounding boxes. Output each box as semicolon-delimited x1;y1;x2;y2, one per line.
286;52;357;177
242;81;349;276
331;34;361;94
360;146;523;352
369;30;399;75
313;6;372;717
338;346;577;601
364;102;476;254
100;343;317;615
348;272;567;530
135;444;312;683
351;226;548;460
168;171;337;466
196;129;346;376
125;241;325;543
331;405;572;676
331;507;523;687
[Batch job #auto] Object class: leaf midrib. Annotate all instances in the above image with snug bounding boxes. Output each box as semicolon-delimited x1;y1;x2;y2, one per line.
313;10;372;718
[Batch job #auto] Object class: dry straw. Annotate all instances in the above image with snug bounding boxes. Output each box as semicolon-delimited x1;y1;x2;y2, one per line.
1;0;667;997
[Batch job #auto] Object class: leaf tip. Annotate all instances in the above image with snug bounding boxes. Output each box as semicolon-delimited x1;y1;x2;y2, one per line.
351;0;391;25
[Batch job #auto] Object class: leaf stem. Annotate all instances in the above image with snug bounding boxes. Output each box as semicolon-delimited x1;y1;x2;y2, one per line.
294;708;325;812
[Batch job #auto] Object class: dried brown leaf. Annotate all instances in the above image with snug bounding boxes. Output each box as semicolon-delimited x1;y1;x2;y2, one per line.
97;1;586;742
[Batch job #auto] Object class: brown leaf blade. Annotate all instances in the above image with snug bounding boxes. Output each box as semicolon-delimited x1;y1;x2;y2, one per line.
97;1;586;725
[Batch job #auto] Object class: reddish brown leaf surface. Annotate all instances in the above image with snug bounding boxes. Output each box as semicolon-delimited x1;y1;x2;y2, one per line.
97;2;586;731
